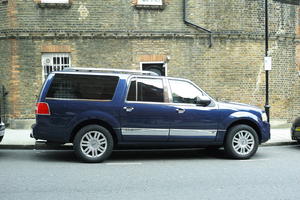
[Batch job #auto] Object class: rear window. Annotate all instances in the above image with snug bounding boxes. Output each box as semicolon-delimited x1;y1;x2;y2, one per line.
46;74;119;100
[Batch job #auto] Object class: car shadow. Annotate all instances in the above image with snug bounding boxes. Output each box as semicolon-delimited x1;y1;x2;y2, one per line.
289;144;300;150
110;148;228;161
32;150;78;163
33;148;228;163
0;151;9;159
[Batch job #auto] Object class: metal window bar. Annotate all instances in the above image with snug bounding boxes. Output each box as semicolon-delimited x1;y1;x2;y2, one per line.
43;53;71;79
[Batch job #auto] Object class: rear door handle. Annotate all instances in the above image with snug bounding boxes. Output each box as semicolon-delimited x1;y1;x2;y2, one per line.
176;108;185;114
123;106;134;112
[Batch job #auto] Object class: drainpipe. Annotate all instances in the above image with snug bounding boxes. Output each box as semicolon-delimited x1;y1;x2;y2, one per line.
183;0;212;47
1;86;8;124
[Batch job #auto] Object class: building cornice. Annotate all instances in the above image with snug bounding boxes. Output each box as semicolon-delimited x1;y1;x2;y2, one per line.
0;30;297;42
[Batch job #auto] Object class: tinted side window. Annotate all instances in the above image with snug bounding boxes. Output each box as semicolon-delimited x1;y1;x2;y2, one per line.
46;74;119;100
169;80;203;104
127;78;164;102
127;79;137;101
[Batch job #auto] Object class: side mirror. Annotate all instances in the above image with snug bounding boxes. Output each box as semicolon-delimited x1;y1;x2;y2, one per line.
195;96;211;106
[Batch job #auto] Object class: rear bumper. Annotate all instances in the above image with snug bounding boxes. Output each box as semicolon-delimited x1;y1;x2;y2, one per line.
32;123;70;143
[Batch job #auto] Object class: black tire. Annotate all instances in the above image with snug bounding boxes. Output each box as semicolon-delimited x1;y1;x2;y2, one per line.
73;125;114;163
224;125;259;159
0;136;3;143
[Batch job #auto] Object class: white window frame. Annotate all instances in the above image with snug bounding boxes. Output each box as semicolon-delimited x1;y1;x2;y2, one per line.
42;53;71;80
41;0;69;4
140;61;167;76
137;0;163;6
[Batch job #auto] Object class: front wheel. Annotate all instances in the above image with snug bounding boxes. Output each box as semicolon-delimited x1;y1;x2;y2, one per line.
73;125;114;163
224;125;259;159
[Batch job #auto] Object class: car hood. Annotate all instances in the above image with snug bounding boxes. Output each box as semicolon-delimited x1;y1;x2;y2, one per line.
217;101;263;113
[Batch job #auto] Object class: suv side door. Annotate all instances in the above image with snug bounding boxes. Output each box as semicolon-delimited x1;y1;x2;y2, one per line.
167;79;219;142
120;76;173;142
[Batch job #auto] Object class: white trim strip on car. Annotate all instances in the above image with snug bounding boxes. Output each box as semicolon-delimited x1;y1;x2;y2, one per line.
121;128;169;136
121;128;217;137
170;129;217;137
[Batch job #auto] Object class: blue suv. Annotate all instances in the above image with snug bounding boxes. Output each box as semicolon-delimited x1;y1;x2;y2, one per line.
32;68;270;162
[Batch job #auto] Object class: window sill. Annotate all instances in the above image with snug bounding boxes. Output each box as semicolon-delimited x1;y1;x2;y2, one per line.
134;4;166;10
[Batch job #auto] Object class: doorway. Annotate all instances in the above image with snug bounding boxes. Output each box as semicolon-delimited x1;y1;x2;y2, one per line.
140;62;166;76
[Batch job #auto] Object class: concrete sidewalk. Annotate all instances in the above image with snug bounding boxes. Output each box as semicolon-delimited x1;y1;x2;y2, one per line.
0;127;297;149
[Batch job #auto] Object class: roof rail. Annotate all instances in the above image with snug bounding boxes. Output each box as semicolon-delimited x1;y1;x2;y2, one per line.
63;67;159;76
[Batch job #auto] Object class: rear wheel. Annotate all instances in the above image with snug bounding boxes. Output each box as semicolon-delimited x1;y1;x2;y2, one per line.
0;136;3;143
224;125;259;159
73;125;113;163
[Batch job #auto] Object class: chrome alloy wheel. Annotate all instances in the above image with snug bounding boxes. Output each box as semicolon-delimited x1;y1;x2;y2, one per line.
232;130;255;156
80;131;107;158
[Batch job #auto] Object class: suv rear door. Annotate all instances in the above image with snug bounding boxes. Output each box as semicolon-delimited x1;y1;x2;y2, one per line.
120;77;173;142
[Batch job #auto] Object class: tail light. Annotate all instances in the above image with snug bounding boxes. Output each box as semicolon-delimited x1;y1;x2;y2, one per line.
35;102;50;115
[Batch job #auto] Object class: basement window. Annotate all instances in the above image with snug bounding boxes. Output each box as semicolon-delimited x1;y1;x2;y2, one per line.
41;0;69;3
137;0;163;6
42;53;71;80
134;0;165;9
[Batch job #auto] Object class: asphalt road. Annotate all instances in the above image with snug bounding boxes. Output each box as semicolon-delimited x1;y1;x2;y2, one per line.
1;145;300;200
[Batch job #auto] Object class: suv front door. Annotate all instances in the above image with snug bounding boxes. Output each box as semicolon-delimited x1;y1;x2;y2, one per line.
167;79;219;142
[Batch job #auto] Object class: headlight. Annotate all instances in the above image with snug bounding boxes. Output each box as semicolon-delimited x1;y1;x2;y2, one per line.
262;112;268;122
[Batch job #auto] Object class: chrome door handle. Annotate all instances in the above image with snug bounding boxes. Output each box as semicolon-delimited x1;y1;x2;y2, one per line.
123;106;134;112
176;108;185;114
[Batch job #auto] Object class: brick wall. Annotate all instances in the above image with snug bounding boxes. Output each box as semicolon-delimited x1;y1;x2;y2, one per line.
0;0;294;35
1;35;296;121
292;7;300;121
188;0;296;35
0;1;8;30
5;0;185;32
0;0;299;124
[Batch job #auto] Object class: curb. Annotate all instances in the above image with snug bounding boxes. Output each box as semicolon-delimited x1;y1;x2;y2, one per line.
261;141;298;147
0;144;73;150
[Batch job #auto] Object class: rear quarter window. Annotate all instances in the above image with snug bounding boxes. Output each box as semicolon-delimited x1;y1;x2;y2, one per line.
46;74;119;100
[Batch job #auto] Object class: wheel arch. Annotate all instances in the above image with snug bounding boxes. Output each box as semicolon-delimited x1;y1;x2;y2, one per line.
69;119;119;145
225;119;262;143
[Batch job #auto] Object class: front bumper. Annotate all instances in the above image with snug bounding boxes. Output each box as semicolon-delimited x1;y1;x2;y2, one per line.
260;121;270;143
